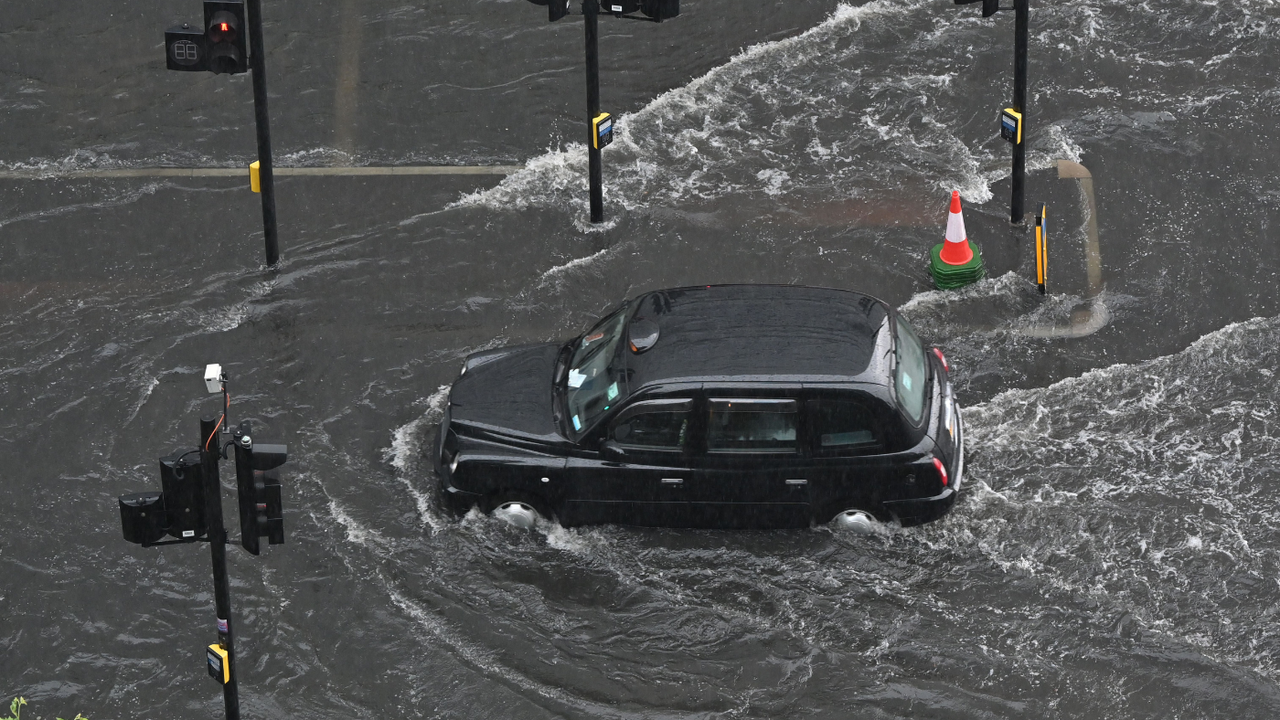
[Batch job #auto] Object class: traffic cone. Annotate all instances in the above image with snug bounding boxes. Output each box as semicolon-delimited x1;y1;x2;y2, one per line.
929;191;985;289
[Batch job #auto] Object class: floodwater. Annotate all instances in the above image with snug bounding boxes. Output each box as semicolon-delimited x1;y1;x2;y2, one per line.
3;0;1280;717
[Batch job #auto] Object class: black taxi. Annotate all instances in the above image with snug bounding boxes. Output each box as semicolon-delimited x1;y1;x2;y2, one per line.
434;284;963;531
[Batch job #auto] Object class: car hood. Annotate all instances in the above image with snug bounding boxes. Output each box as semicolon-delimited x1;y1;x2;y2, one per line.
448;343;564;443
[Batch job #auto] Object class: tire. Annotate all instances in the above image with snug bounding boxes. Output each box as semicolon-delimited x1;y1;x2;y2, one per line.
486;491;554;530
825;505;881;534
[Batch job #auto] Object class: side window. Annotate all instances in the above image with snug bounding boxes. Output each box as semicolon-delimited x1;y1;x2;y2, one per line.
810;398;884;454
610;399;691;452
707;399;798;453
894;317;928;424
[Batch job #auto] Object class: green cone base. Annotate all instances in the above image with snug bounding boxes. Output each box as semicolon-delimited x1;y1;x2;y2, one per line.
929;243;985;290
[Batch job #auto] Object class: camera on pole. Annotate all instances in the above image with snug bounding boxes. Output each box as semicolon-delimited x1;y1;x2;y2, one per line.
954;0;999;17
233;420;287;556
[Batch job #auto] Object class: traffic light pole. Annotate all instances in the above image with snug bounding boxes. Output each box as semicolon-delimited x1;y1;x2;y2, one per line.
1010;0;1028;224
584;1;603;224
200;415;240;720
246;0;279;265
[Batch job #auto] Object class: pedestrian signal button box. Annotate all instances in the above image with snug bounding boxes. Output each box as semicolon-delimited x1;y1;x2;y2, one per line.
592;113;614;150
207;644;230;684
1000;108;1022;144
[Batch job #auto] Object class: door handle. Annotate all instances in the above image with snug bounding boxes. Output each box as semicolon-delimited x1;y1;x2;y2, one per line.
660;477;684;486
785;478;808;486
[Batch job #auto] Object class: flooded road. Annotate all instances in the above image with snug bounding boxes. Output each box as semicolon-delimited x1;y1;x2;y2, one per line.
3;1;1280;717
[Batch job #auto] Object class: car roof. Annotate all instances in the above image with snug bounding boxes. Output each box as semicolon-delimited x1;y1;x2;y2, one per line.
621;284;893;390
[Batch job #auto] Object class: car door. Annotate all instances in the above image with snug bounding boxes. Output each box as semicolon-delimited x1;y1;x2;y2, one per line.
802;392;900;520
560;397;696;527
686;395;813;528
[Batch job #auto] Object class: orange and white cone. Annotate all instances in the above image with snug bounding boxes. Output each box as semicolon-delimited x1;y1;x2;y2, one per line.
939;191;974;266
929;190;985;289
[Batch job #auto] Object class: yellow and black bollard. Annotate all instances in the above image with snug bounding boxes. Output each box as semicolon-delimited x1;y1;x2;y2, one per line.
1034;203;1047;294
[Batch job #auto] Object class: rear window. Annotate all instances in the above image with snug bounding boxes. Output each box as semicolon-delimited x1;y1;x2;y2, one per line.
810;399;883;453
707;399;797;453
894;317;928;424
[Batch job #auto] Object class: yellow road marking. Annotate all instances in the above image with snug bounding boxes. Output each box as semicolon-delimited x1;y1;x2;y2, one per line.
0;165;524;180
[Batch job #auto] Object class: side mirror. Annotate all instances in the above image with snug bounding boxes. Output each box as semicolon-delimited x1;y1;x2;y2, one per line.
601;440;627;459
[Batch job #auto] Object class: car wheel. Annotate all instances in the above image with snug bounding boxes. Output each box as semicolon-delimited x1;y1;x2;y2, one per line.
487;492;553;530
829;508;878;535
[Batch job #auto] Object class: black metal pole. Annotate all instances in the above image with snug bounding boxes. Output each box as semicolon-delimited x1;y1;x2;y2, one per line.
1010;0;1028;224
584;0;603;223
201;415;240;720
246;0;279;265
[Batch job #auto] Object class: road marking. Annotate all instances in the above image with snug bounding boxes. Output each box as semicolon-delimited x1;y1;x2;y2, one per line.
0;165;524;180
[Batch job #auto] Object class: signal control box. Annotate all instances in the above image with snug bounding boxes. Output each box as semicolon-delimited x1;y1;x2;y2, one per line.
592;113;614;150
1000;108;1022;144
207;644;230;684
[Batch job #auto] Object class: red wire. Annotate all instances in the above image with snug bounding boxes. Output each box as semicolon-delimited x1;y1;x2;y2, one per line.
205;392;231;451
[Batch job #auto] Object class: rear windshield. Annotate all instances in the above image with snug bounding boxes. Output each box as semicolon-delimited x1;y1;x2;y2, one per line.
894;317;927;424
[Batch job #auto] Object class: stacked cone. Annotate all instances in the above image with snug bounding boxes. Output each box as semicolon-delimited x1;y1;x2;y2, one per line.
929;191;985;289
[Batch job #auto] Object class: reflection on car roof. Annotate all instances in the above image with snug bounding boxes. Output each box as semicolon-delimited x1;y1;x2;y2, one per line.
624;285;890;387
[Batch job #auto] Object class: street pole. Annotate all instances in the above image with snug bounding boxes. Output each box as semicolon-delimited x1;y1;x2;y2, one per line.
246;0;280;265
584;0;603;223
201;415;240;720
1010;0;1028;224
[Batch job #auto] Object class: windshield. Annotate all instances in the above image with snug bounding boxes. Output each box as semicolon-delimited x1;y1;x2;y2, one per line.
564;307;629;434
893;316;928;424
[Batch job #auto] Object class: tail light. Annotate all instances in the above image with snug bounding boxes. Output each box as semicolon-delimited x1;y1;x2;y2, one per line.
932;457;949;488
932;347;949;372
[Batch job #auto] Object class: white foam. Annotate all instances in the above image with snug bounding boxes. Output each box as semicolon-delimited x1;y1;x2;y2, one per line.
382;385;451;534
537;247;613;287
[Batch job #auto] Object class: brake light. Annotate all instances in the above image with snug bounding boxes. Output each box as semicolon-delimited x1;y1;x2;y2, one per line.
932;347;949;372
932;457;949;487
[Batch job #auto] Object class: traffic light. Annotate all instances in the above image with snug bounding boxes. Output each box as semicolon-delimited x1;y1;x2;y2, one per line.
204;1;248;74
640;0;679;21
232;420;286;555
955;0;999;17
119;491;167;545
161;452;208;540
527;0;570;22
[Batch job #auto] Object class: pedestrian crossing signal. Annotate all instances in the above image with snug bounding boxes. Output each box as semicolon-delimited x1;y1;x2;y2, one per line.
207;644;230;685
204;1;248;74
